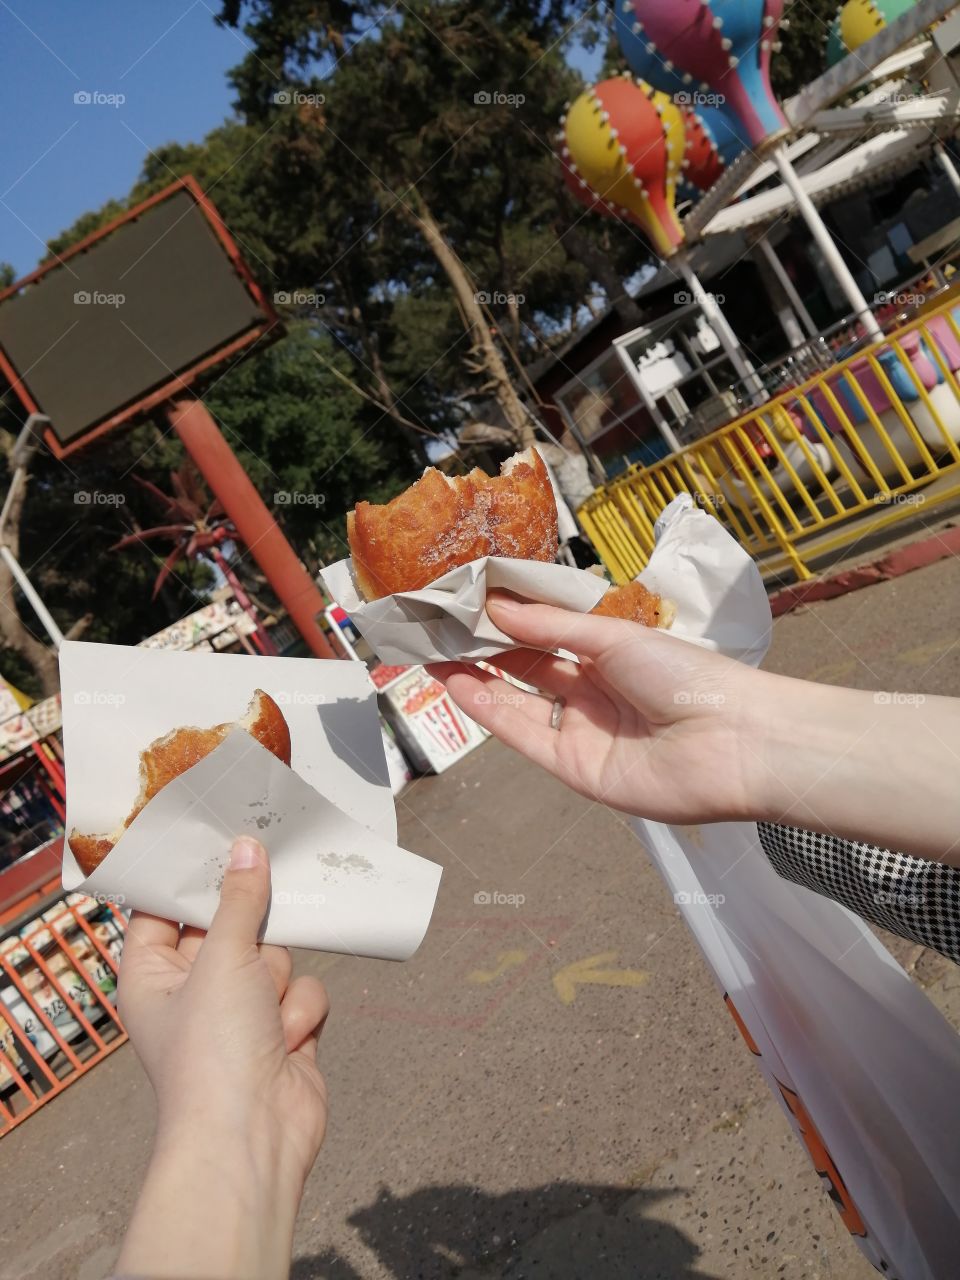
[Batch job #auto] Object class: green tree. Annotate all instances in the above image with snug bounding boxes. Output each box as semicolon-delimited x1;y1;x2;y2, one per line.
1;0;666;687
218;0;651;430
203;324;419;567
771;0;838;99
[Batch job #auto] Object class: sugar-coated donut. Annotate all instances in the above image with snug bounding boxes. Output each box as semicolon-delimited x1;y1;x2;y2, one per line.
69;689;291;877
347;447;559;601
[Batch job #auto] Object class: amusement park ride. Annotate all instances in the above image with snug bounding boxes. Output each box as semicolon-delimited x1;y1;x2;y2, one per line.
557;0;960;456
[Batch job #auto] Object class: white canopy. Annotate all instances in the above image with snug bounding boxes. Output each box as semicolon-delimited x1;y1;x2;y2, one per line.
701;127;934;236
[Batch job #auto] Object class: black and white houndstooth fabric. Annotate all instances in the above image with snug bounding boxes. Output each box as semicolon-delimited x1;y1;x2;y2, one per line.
756;823;960;966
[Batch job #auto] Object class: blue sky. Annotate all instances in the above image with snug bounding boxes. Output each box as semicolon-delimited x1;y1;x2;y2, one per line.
0;3;602;279
0;2;250;276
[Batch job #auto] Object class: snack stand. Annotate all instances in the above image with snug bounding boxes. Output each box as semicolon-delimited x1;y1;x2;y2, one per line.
370;663;487;776
325;605;488;780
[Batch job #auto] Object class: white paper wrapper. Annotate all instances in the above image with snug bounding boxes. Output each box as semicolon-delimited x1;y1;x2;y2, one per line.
637;493;771;665
321;556;609;664
59;642;441;960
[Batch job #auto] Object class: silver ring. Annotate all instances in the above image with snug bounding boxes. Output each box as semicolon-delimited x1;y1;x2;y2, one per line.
550;696;565;731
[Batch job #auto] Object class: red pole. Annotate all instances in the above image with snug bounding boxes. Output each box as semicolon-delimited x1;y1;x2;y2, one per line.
209;546;277;655
166;397;336;659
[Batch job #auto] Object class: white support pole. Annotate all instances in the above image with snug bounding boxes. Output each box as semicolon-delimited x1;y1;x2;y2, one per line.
754;235;820;339
0;546;64;648
633;377;684;455
771;144;883;342
676;258;767;400
935;141;960;199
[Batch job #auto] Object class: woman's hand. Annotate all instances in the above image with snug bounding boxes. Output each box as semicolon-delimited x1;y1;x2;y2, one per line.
429;593;764;826
429;593;960;864
116;836;329;1279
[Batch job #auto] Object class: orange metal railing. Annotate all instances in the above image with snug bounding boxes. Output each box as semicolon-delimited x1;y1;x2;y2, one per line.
0;894;126;1135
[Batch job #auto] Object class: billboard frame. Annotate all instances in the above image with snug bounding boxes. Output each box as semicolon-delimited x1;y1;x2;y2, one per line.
0;175;282;460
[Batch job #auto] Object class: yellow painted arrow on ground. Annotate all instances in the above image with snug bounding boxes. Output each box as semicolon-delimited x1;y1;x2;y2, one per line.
466;949;528;984
552;952;648;1005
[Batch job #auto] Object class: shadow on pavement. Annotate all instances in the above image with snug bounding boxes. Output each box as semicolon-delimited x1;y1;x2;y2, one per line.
291;1180;721;1279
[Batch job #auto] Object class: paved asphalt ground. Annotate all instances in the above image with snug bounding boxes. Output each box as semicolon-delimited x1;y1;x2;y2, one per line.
2;557;959;1280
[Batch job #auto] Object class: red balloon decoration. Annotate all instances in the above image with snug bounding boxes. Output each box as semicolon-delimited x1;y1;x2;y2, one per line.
681;107;725;192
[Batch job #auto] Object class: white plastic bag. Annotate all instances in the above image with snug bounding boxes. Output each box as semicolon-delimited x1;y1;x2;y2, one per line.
634;495;960;1279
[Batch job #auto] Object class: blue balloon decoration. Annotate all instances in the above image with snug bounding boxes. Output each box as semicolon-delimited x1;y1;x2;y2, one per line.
697;104;746;168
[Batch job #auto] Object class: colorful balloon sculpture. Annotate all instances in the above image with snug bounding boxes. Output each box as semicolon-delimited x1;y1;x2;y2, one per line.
697;103;746;168
825;14;848;67
613;0;787;149
559;77;686;257
826;0;917;65
680;106;726;194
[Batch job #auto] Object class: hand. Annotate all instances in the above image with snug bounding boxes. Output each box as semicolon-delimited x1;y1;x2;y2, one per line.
429;593;763;826
429;593;960;864
116;836;329;1279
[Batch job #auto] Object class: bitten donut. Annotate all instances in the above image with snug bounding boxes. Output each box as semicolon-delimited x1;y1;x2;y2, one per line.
347;447;559;601
591;581;675;629
69;689;291;876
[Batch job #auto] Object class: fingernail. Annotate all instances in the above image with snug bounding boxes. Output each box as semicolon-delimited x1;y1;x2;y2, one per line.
229;837;264;871
488;593;519;613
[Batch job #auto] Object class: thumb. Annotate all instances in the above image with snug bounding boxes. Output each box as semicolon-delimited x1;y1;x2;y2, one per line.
206;836;271;954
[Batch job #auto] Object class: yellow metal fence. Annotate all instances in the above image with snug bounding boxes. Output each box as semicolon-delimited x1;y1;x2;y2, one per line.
578;297;960;583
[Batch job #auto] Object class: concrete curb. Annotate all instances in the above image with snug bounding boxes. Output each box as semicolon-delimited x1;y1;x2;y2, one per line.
768;525;960;617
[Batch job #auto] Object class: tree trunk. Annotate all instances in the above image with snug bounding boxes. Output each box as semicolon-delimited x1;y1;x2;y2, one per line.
0;469;60;696
399;189;535;448
350;302;428;465
0;436;88;696
560;221;645;328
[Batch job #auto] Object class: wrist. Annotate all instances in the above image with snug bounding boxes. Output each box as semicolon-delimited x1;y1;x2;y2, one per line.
155;1107;306;1183
155;1090;316;1185
732;669;864;827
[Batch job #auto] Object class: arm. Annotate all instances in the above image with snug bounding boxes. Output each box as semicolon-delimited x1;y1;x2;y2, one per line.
428;594;960;866
119;1116;306;1279
750;673;959;864
116;837;329;1280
